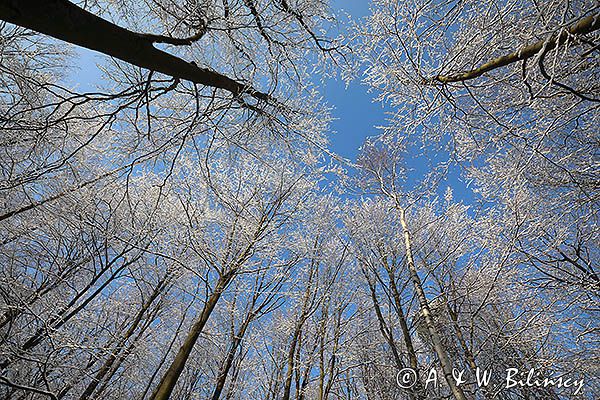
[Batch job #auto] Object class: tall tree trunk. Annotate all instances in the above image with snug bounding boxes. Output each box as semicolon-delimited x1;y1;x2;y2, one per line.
282;324;302;400
387;270;420;372
321;307;343;400
363;269;425;400
387;272;426;399
281;260;318;400
139;304;192;400
316;300;331;400
150;273;232;400
398;209;467;400
439;292;493;400
363;273;405;372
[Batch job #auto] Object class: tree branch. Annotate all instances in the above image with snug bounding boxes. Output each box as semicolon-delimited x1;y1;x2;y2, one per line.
433;13;600;83
0;0;270;101
139;26;206;46
0;376;58;400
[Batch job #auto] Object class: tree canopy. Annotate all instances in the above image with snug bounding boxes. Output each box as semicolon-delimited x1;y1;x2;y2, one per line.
0;1;598;399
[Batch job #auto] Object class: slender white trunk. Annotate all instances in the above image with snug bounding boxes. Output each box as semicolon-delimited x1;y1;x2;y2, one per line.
399;209;467;400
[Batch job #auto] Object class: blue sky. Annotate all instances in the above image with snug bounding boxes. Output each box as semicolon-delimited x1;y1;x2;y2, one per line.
324;75;386;160
325;1;384;160
324;2;474;204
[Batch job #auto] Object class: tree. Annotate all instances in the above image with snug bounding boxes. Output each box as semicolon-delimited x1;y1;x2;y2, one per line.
0;0;342;98
1;3;338;395
345;196;425;400
354;0;599;293
241;194;357;400
353;2;599;396
0;0;337;235
349;137;469;400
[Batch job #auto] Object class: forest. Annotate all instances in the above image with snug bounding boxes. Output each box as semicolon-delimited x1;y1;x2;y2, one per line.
0;0;598;399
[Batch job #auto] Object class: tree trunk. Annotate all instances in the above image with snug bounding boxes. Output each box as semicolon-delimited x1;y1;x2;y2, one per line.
441;292;493;400
281;325;301;400
387;270;420;372
398;209;467;400
433;14;600;83
150;273;231;400
281;261;318;400
387;273;426;399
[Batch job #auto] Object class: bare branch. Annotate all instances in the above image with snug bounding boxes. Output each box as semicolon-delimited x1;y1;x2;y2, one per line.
0;376;58;400
433;13;600;83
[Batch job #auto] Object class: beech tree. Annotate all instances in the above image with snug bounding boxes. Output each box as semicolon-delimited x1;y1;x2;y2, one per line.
1;2;337;395
0;0;342;100
348;137;469;400
0;0;336;237
352;2;599;397
237;195;358;400
1;136;325;399
353;0;599;294
344;134;594;399
0;172;175;399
